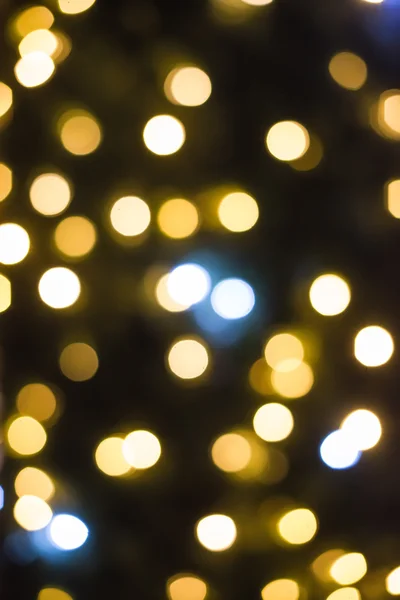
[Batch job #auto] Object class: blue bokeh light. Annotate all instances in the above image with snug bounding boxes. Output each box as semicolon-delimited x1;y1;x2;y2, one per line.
211;278;255;319
48;514;89;551
320;430;362;470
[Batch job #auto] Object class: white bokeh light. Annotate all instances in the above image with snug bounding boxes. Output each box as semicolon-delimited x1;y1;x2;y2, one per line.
320;430;361;469
340;409;382;451
167;264;211;307
49;514;88;550
211;278;255;319
354;326;394;367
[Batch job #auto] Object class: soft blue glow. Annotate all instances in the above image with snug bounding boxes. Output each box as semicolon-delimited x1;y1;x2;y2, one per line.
167;263;211;307
320;430;362;469
0;485;3;510
4;531;37;565
211;278;255;319
49;514;88;551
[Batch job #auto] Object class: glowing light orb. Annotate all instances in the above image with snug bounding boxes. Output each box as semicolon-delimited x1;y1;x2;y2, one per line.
309;274;351;316
17;383;56;422
49;514;88;550
387;179;400;218
19;29;58;57
38;589;73;600
0;223;30;265
327;589;361;600
261;579;300;600
264;333;304;372
211;278;255;319
12;6;54;40
54;216;97;257
266;121;310;161
167;264;211;307
386;566;400;595
14;51;55;88
95;437;131;476
0;274;11;312
211;433;252;472
155;274;189;312
15;467;55;501
30;173;72;216
0;82;13;117
167;574;207;600
14;495;53;531
312;549;346;583
157;198;199;239
0;163;12;201
165;66;212;106
328;52;367;91
59;343;99;381
354;325;394;367
277;508;318;545
253;403;294;442
330;553;367;586
218;191;259;232
270;362;314;398
38;267;81;309
196;514;237;551
59;110;102;155
122;430;161;469
58;0;96;14
7;416;47;456
167;338;209;379
340;409;382;451
143;115;185;155
110;196;151;237
320;430;361;469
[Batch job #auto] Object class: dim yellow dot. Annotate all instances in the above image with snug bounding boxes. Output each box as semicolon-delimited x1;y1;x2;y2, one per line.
38;267;81;309
326;589;361;600
95;437;132;476
354;325;394;367
264;333;304;373
328;52;367;91
196;514;237;551
157;198;199;239
155;274;189;312
14;495;53;531
59;110;102;155
52;31;72;65
19;29;59;57
387;180;400;218
312;549;346;582
309;274;351;316
0;82;13;118
38;589;73;600
167;338;209;380
0;223;30;265
0;274;11;313
249;358;271;395
7;416;47;456
0;163;12;201
14;51;55;88
278;508;318;545
30;172;72;216
59;342;99;381
211;433;252;472
17;383;57;422
165;66;212;107
12;6;54;40
340;409;382;451
266;121;310;162
271;362;314;399
253;403;294;442
58;0;96;14
261;579;299;600
330;553;367;585
54;216;97;258
167;574;207;600
15;467;55;501
143;115;185;155
110;196;151;237
217;191;259;232
386;566;400;595
122;430;161;469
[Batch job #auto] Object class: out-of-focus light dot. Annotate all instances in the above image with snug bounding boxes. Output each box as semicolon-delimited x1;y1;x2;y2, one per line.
7;416;47;456
13;6;54;39
167;574;207;600
122;430;161;469
30;173;72;216
143;115;185;155
330;553;367;585
211;433;252;472
15;467;55;501
211;278;255;319
271;362;314;398
386;566;400;595
354;325;394;367
167;264;210;307
167;338;209;380
0;82;13;117
0;223;30;265
290;135;323;171
54;216;97;258
52;31;72;64
38;267;81;309
95;437;131;476
0;486;4;510
17;383;56;422
155;274;189;312
0;274;11;312
196;514;237;551
217;191;259;232
0;163;12;201
38;588;73;600
312;549;346;582
277;508;318;545
59;343;99;382
387;180;400;218
58;0;96;14
320;430;361;469
157;198;199;239
326;589;361;600
309;274;351;316
253;403;294;442
340;409;382;451
264;333;304;373
110;196;151;237
14;496;52;531
328;52;367;91
19;29;58;57
14;51;55;88
266;121;310;162
249;358;271;395
49;514;88;550
59;110;102;155
164;66;212;107
383;92;400;137
261;579;300;600
240;0;273;4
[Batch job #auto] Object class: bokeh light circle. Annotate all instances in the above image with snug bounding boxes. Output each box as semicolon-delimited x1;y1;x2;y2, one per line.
167;338;209;380
167;264;210;307
266;121;310;161
354;326;394;367
309;274;351;316
211;278;255;319
253;403;294;442
320;430;361;469
143;115;185;155
218;192;259;232
340;409;382;451
110;196;151;237
0;223;30;265
49;514;89;550
38;267;81;309
122;430;161;469
196;514;237;551
14;495;52;531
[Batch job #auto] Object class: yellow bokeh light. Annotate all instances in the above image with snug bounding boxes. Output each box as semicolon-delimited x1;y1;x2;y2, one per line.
253;403;294;442
0;82;13;118
59;342;99;381
249;358;271;395
290;135;323;172
167;574;207;600
211;433;252;472
7;416;47;456
14;495;53;531
386;566;400;595
196;514;237;551
59;110;102;155
155;274;189;312
0;223;30;265
330;553;367;585
266;121;310;162
122;430;161;469
0;163;12;201
14;51;55;88
271;362;314;399
164;66;212;107
309;274;351;316
38;267;81;309
38;588;73;600
157;198;199;239
277;508;318;545
17;383;57;422
383;92;400;137
340;409;382;451
326;589;361;600
12;6;54;40
110;196;151;237
312;549;346;582
58;0;96;14
264;333;304;373
19;29;59;58
54;216;97;258
167;338;209;380
217;191;259;232
30;172;72;216
354;325;394;367
0;274;11;312
15;467;55;501
143;115;185;155
95;437;132;476
52;31;72;65
261;579;300;600
386;180;400;218
328;52;367;91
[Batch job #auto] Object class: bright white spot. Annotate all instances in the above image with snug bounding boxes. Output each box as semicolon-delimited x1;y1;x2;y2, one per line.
211;278;255;319
320;430;361;470
340;409;382;451
167;264;211;307
49;514;88;550
354;326;394;367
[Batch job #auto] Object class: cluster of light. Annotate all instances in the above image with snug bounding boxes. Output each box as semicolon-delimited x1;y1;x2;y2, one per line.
340;409;382;451
253;403;294;442
0;82;13;118
17;383;57;422
29;172;72;216
386;566;400;595
0;274;11;312
164;66;212;106
264;333;304;372
387;180;400;218
155;274;189;312
211;278;255;319
320;430;361;469
326;589;361;600
271;362;314;398
14;51;55;88
167;574;207;600
328;52;367;90
58;0;96;14
0;223;30;265
38;589;73;600
7;416;47;456
110;196;151;237
49;514;89;550
15;467;55;501
12;6;54;39
354;325;394;367
14;495;52;531
143;115;185;155
167;264;211;307
261;579;300;600
19;29;58;58
157;198;199;239
277;508;318;545
330;553;367;585
54;216;97;257
122;430;161;469
266;121;310;161
211;432;252;473
95;437;132;476
59;342;99;381
38;267;81;309
167;338;209;380
58;109;102;155
309;274;351;316
0;163;12;201
196;514;237;551
217;191;259;232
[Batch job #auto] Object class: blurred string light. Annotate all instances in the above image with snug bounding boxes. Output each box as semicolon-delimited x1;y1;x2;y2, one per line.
328;52;367;91
0;223;30;265
167;263;211;306
38;589;73;600
326;589;361;600
110;196;151;237
309;274;351;316
217;191;259;232
253;403;294;442
386;566;400;595
58;0;96;14
266;121;310;161
386;180;400;218
377;91;400;140
0;274;11;312
0;82;13;117
330;552;367;585
14;51;55;88
0;163;12;201
122;430;161;469
15;467;55;501
164;66;212;106
143;115;185;155
211;432;252;473
17;383;57;422
19;29;58;58
11;6;54;39
54;216;97;258
264;332;304;372
211;278;255;319
196;514;237;551
261;579;300;600
340;409;382;451
59;342;99;381
354;325;394;367
249;358;271;395
38;267;81;309
95;437;132;477
157;198;199;239
7;416;47;456
49;514;89;550
270;361;314;398
277;508;318;545
167;574;207;600
58;109;102;155
167;338;209;379
312;549;346;582
14;495;53;531
155;273;189;312
29;172;72;216
320;430;361;469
